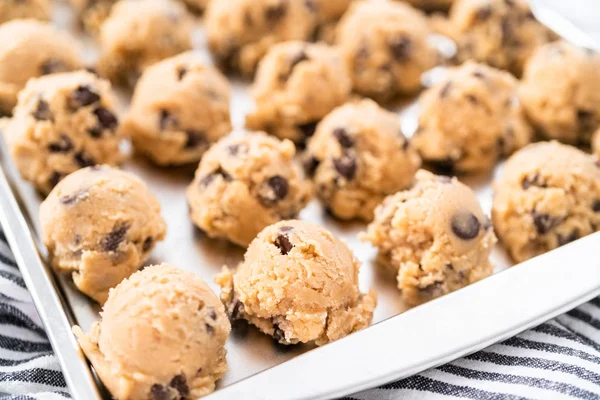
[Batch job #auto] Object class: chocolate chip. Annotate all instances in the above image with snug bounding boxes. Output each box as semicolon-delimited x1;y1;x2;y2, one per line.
177;66;187;80
230;299;244;320
420;281;443;295
205;323;215;334
259;176;289;206
100;223;129;252
200;167;232;187
184;130;207;149
159;109;178;131
289;50;309;71
298;122;317;138
476;5;492;20
439;82;452;98
169;375;189;397
558;231;579;246
305;0;317;12
150;384;170;400
48;171;63;188
74;151;95;168
209;309;217;320
577;109;595;133
593;200;600;212
265;2;287;20
521;173;546;189
60;190;84;205
227;144;247;156
33;99;52;121
333;154;357;180
48;135;73;153
303;156;320;177
280;225;293;232
388;36;412;62
40;59;67;75
333;128;354;148
142;236;153;252
451;211;481;240
272;322;286;342
94;107;118;130
472;70;486;79
69;86;100;109
531;211;559;234
466;94;478;104
274;233;293;255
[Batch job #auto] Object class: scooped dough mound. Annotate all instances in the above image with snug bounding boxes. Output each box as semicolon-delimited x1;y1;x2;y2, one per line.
492;141;600;263
0;0;50;24
362;170;496;306
216;219;377;345
74;264;230;400
40;165;167;303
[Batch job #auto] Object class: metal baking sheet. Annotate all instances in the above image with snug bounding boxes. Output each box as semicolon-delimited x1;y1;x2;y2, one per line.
1;3;599;400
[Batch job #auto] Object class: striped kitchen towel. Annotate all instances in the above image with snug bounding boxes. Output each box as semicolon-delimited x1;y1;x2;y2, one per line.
0;227;599;400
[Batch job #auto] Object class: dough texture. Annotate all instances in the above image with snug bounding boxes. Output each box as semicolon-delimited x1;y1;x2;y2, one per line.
362;170;496;306
123;52;232;166
304;99;421;221
187;132;312;247
74;264;230;400
68;0;118;34
450;0;554;76
336;0;438;101
40;166;167;303
519;41;600;145
4;71;125;194
246;41;351;145
205;0;319;77
412;61;532;174
0;0;50;24
97;0;193;86
492;141;600;263
216;220;377;345
0;19;83;114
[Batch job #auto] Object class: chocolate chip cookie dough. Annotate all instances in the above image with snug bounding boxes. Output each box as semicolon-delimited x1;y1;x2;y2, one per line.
187;132;312;247
216;220;377;345
362;170;496;306
412;62;532;174
0;20;83;114
68;0;118;34
122;52;232;166
245;41;351;145
450;0;554;76
304;99;421;221
312;0;353;43
0;0;50;24
205;0;318;77
40;166;167;303
492;142;600;263
519;41;600;145
336;0;438;101
74;264;230;400
4;71;125;194
97;0;193;86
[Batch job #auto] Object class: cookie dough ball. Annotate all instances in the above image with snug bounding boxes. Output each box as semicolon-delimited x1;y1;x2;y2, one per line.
40;166;167;303
336;1;438;101
412;62;532;174
519;41;600;145
0;0;50;23
4;71;125;194
246;42;351;146
187;133;312;247
205;0;318;77
97;0;193;86
304;99;421;221
122;52;232;166
0;20;83;114
216;220;377;345
450;0;553;76
362;170;496;306
492;142;600;263
74;264;230;399
68;0;118;34
401;0;454;12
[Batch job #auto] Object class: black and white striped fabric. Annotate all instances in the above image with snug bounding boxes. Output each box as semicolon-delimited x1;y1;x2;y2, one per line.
0;227;599;400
